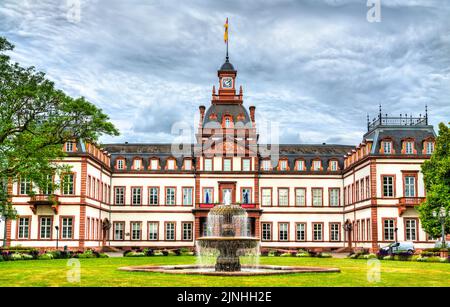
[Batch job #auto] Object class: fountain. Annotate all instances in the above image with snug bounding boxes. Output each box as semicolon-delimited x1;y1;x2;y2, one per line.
119;190;340;275
196;190;259;272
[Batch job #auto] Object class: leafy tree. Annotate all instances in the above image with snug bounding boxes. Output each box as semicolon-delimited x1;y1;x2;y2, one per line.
0;37;119;238
418;122;450;239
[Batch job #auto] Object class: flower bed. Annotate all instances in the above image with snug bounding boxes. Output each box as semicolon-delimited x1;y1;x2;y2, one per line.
0;248;108;261
260;249;332;258
347;248;450;263
123;248;194;257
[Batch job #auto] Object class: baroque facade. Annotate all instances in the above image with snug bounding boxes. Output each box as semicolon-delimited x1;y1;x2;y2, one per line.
3;56;437;252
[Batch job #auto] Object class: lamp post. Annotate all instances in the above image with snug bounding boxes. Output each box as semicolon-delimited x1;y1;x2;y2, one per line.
55;225;59;250
433;207;448;248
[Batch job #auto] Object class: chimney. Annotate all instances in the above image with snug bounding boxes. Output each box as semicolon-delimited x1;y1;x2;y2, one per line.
199;105;206;123
249;106;256;123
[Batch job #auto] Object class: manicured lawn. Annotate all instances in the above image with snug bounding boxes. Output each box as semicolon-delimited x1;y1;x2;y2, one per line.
0;256;449;287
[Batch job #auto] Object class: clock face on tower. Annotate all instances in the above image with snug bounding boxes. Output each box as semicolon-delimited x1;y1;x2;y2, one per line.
222;77;233;89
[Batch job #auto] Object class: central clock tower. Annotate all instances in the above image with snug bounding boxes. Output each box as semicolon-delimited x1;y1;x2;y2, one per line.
214;56;242;104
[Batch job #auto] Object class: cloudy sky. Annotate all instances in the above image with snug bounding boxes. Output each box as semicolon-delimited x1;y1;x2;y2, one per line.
0;0;449;145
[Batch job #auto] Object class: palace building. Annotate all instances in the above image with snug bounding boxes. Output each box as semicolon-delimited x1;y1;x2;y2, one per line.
2;55;437;252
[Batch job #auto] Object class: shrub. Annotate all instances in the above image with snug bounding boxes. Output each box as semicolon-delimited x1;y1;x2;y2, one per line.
363;254;377;259
383;255;393;261
416;257;428;262
144;248;154;256
167;250;177;256
280;252;293;257
267;250;276;257
260;249;269;256
125;252;146;257
318;253;332;258
162;250;169;256
11;253;24;261
98;253;109;258
426;257;442;263
38;253;54;260
154;250;164;256
123;250;132;257
296;252;311;257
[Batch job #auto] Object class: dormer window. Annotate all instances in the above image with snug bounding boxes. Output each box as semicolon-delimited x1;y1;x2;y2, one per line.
279;160;288;171
66;141;74;152
133;159;142;170
330;160;338;171
117;159;124;170
405;141;414;154
312;160;322;171
150;159;159;170
222;115;233;128
167;159;176;170
184;159;192;170
262;160;271;171
383;141;392;154
295;160;304;171
426;141;434;154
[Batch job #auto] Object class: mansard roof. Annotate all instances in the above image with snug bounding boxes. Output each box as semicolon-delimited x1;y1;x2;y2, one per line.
203;104;252;128
363;126;436;154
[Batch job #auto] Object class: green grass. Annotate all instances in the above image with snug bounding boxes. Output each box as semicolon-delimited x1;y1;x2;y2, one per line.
0;256;449;287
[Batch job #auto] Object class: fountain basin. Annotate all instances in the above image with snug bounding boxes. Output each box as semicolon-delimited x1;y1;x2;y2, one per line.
118;264;340;276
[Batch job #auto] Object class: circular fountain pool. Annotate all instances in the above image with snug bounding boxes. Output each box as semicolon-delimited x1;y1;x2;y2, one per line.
118;264;340;276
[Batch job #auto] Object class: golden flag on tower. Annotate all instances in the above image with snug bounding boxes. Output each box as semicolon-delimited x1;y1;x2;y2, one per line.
224;18;228;43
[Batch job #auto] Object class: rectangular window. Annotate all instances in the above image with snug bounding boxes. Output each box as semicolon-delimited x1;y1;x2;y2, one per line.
312;188;323;207
62;174;74;195
61;217;73;239
18;217;30;239
404;176;415;197
184;159;192;170
383;219;395;241
405;141;413;154
165;222;175;240
131;222;141;240
182;222;193;241
131;187;142;205
223;158;232;171
295;188;306;206
20;177;32;195
313;223;323;241
148;187;159;206
279;160;287;171
241;188;251;204
426;142;434;154
148;222;158;240
242;158;251;171
262;160;271;171
278;188;289;206
383;176;394;197
279;223;289;241
366;177;370;199
313;160;321;171
203;188;213;204
66;141;74;152
204;158;213;171
261;188;272;206
114;187;125;205
296;223;306;241
182;187;193;206
296;160;304;171
43;174;53;195
39;217;52;239
332;160;339;171
329;188;340;207
383;141;392;154
134;159;141;170
261;223;272;241
117;159;124;170
330;223;340;241
150;159;158;170
405;219;417;241
167;159;175;170
166;187;176;205
114;222;124;240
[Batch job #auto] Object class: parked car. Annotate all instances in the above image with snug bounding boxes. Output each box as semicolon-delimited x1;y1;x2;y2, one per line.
380;242;415;255
434;241;449;249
